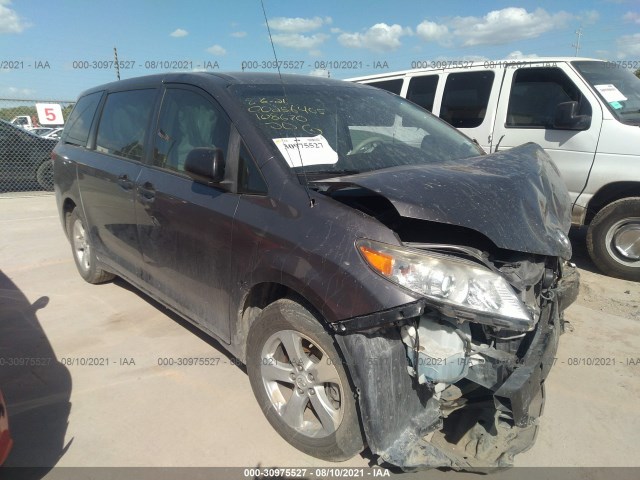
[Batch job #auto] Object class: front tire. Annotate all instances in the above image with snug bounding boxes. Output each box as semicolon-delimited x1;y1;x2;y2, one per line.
67;209;115;284
246;299;364;461
586;198;640;281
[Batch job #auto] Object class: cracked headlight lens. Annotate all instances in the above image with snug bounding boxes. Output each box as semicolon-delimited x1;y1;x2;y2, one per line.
357;239;531;326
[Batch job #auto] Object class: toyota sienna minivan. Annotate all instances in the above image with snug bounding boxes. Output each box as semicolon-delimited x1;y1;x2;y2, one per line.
53;72;578;470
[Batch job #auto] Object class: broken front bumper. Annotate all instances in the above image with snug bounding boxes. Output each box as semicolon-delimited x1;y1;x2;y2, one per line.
335;264;578;470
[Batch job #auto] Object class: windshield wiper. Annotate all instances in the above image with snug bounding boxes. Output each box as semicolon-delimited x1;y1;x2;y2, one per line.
297;170;362;184
296;169;361;177
312;169;360;174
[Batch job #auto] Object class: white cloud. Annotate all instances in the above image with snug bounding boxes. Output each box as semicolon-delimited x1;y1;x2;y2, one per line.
415;8;572;49
231;31;247;38
3;86;35;96
338;23;412;52
451;8;572;47
206;44;227;56
616;33;640;58
506;51;539;59
272;33;329;50
623;12;640;24
308;68;330;77
269;16;331;33
0;0;30;34
416;20;450;45
170;28;188;38
578;10;600;25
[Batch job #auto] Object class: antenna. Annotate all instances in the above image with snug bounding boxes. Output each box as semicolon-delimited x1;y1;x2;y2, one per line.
113;47;121;80
260;0;283;83
260;0;315;207
572;27;583;57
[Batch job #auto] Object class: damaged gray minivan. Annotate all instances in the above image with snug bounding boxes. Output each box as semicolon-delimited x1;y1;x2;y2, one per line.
53;72;579;470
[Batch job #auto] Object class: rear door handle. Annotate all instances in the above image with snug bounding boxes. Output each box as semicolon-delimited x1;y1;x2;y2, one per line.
138;182;156;204
117;174;133;190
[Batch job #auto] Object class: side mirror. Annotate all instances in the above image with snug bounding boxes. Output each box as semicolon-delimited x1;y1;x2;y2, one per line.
184;148;225;184
553;101;591;130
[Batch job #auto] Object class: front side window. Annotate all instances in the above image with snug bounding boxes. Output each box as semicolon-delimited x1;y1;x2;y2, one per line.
152;88;231;173
506;67;592;129
407;75;439;111
439;71;494;128
96;89;156;161
63;91;102;147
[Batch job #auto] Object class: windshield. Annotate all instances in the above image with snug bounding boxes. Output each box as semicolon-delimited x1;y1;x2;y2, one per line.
230;83;484;180
572;61;640;126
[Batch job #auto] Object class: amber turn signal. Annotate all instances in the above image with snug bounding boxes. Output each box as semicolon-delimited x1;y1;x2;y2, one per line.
359;245;393;276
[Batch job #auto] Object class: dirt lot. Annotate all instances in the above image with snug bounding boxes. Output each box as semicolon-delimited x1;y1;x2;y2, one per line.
1;194;639;479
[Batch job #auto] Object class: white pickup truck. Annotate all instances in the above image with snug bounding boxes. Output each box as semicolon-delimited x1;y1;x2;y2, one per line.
10;115;38;131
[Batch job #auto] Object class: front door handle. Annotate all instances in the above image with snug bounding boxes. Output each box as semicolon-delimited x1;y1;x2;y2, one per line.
117;174;133;190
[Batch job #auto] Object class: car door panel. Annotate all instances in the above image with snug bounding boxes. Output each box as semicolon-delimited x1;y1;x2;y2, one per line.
76;88;157;276
135;170;238;341
135;86;236;342
77;152;143;276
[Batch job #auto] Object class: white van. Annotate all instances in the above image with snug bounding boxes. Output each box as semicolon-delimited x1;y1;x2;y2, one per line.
350;58;640;281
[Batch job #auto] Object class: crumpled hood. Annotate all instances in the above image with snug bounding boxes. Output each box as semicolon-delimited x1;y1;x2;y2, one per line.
327;143;573;258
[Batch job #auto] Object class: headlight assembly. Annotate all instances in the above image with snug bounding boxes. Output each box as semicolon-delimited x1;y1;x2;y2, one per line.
357;239;533;331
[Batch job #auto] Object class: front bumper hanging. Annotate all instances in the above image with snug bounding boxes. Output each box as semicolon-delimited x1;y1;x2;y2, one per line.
334;262;579;470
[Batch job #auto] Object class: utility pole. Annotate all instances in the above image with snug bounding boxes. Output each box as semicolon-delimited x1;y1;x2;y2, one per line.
572;27;583;57
114;47;121;81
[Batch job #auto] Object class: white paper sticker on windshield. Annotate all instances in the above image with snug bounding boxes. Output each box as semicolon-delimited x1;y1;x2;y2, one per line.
594;84;628;103
273;135;338;167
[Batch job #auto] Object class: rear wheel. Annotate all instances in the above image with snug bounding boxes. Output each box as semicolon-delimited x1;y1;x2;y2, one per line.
586;198;640;281
67;209;115;284
246;298;364;461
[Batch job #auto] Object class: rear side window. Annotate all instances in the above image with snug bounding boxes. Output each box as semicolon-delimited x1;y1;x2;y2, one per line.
406;75;439;111
62;91;102;146
506;67;592;129
96;89;156;161
439;71;494;128
365;79;403;95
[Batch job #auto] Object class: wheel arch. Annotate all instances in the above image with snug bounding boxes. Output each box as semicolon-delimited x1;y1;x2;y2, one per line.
585;182;640;225
233;281;328;363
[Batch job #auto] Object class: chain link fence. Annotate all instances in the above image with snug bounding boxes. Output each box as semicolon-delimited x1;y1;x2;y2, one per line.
0;98;75;194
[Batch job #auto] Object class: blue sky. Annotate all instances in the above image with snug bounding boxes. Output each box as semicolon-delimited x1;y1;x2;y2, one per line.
1;0;639;100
